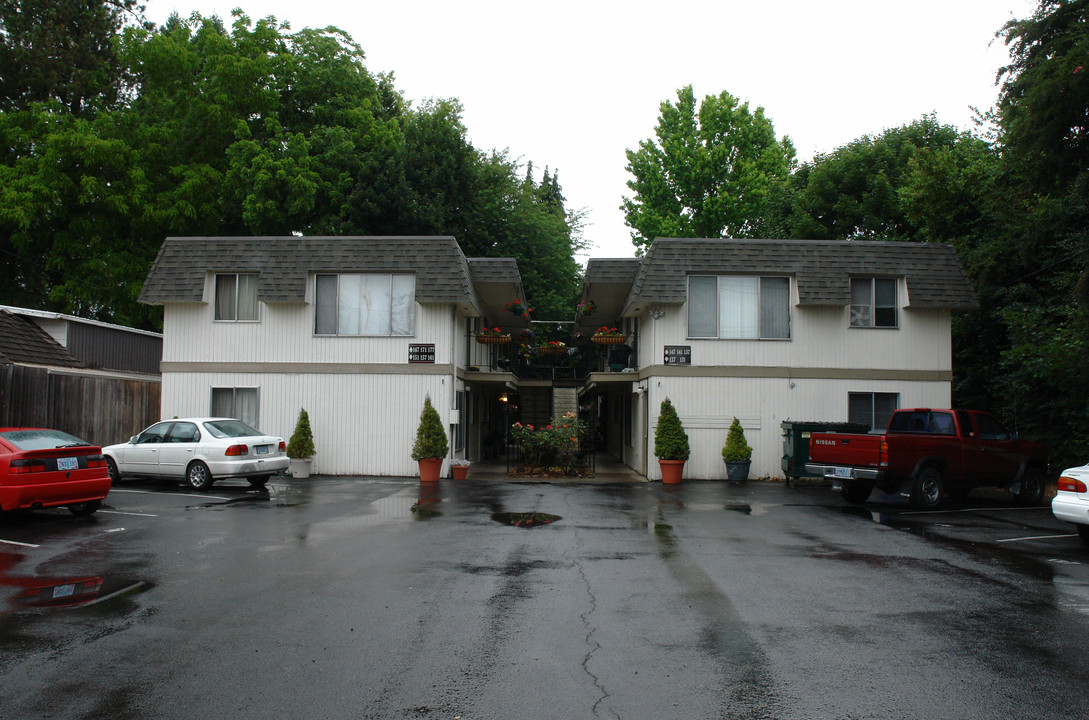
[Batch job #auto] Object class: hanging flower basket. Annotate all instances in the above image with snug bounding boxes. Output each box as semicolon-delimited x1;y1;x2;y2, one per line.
537;345;567;355
476;334;511;345
591;327;625;345
476;327;511;345
504;300;532;317
576;299;596;317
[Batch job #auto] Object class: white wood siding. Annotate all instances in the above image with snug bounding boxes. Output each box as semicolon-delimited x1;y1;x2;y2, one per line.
162;370;453;476
644;376;950;481
162;274;456;365
636;279;952;373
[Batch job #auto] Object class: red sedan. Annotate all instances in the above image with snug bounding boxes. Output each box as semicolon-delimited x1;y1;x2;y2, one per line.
0;428;112;516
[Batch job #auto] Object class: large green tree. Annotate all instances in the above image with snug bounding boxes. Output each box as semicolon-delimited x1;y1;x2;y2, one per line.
0;7;584;326
622;85;795;254
0;0;145;115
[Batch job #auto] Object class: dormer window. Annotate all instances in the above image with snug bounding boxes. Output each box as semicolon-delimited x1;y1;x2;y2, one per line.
214;274;259;321
687;275;790;339
850;278;898;328
314;274;415;336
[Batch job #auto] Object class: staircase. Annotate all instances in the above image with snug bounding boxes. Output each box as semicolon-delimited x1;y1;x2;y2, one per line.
553;386;578;419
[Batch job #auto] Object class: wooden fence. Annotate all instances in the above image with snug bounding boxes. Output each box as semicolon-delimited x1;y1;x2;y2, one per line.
0;364;160;447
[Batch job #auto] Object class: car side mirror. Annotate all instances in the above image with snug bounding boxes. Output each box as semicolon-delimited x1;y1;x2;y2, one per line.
129;436;137;444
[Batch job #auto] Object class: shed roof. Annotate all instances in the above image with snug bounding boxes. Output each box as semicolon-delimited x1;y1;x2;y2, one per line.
0;310;85;368
139;236;490;314
624;239;978;313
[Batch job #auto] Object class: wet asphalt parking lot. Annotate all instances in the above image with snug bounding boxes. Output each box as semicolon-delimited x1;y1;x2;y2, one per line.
2;475;1089;720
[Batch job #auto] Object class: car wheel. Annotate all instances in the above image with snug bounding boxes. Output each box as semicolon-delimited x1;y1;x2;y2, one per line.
1077;524;1089;546
105;456;121;483
187;461;214;491
68;500;101;516
1018;468;1045;506
247;475;270;488
840;483;873;504
911;467;945;509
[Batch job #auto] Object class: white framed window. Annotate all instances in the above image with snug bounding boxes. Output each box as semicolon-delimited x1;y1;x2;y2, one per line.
850;277;898;328
214;273;259;321
314;274;415;336
848;392;898;432
211;387;260;427
688;275;790;339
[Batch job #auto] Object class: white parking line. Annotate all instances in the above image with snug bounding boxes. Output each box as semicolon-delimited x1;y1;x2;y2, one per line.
0;538;39;548
898;506;1050;516
110;489;230;501
99;510;159;517
996;533;1078;543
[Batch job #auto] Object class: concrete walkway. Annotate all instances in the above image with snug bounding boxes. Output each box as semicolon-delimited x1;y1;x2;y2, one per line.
467;452;648;483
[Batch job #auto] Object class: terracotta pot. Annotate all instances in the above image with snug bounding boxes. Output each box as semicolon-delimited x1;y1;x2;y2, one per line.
658;459;685;484
452;465;469;480
418;457;443;483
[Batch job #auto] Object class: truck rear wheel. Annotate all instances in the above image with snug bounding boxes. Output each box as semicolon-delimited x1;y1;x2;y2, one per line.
840;483;873;504
1017;468;1045;506
911;467;945;509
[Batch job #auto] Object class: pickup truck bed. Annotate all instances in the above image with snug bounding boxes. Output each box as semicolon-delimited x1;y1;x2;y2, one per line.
805;408;1048;508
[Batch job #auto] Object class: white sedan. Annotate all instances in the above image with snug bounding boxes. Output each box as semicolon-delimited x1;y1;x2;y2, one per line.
1052;463;1089;545
103;418;289;491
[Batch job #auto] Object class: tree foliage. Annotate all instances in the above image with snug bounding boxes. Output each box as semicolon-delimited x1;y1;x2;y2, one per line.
0;6;583;326
622;85;795;254
653;398;689;461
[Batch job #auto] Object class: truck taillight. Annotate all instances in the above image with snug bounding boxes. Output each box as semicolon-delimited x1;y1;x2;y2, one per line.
879;438;889;467
224;444;248;457
1058;476;1088;494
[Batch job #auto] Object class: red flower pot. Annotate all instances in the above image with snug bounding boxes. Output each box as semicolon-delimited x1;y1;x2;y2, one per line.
418;457;443;483
452;465;469;480
658;459;685;484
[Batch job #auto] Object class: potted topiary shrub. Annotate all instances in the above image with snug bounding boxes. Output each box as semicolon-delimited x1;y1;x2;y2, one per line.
286;408;315;479
722;417;752;484
412;395;448;483
654;398;689;484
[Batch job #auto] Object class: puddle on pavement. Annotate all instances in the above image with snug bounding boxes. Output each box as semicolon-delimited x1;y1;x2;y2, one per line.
492;512;561;528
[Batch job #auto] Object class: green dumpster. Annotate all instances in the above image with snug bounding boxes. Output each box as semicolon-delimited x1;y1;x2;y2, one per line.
781;421;871;485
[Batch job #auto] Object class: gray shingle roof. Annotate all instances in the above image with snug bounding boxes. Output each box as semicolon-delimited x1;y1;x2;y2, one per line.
624;239;978;312
139;237;483;312
584;258;641;285
0;311;85;368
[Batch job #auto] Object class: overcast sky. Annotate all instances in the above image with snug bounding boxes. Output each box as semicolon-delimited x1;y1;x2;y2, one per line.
145;0;1039;261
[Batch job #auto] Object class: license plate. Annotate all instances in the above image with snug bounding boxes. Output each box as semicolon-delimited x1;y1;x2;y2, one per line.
52;584;75;599
57;457;79;471
834;467;852;479
255;445;270;455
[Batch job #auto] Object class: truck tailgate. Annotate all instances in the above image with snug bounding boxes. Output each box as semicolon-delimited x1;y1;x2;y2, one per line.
808;432;883;467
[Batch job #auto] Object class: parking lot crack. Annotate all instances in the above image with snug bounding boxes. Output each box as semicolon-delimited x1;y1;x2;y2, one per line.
569;527;612;719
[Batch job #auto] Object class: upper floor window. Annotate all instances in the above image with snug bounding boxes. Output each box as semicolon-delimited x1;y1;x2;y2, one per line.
688;275;790;339
314;274;415;336
215;273;259;321
850;277;897;328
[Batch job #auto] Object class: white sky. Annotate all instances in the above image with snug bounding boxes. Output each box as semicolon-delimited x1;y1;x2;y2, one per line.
144;0;1038;262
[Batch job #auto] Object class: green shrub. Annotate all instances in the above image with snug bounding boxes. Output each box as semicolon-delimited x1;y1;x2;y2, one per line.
654;398;689;460
411;395;449;460
509;412;586;472
286;409;315;459
721;417;752;462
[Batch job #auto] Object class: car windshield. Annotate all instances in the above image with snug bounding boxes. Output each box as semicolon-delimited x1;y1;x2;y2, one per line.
202;419;263;439
0;429;91;450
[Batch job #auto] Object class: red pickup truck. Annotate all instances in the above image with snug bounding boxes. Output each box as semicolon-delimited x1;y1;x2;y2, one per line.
805;408;1049;508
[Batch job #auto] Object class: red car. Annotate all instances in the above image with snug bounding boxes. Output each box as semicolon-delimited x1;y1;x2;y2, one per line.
0;428;112;516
